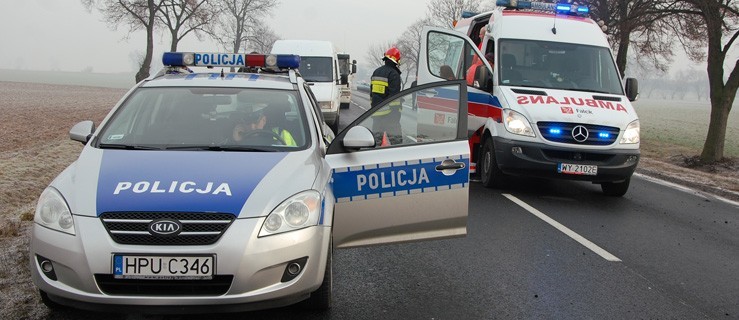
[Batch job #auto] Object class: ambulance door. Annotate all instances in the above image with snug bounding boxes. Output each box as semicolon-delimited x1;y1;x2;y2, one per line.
417;26;499;132
327;80;469;248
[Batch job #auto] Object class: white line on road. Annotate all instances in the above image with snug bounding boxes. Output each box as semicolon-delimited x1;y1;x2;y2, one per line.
351;101;367;111
502;193;622;262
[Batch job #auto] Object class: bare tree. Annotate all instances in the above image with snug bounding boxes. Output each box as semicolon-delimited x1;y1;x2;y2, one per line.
365;41;395;69
396;18;433;88
157;0;213;52
667;0;739;162
207;0;278;53
426;0;483;28
83;0;164;83
247;22;280;53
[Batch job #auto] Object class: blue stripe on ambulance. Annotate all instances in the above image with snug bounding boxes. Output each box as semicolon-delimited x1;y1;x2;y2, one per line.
96;150;287;216
331;155;469;203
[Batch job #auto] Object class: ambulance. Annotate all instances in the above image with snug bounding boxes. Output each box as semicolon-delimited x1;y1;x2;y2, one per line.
416;0;640;196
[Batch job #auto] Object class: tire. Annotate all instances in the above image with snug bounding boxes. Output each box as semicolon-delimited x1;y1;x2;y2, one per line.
39;290;66;311
330;112;340;134
480;137;504;188
340;102;350;109
304;239;332;310
601;177;630;197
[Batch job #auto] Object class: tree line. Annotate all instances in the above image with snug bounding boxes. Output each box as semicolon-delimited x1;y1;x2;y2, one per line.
366;0;737;163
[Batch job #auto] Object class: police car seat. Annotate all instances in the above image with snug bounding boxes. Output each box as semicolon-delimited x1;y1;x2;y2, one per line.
263;98;302;145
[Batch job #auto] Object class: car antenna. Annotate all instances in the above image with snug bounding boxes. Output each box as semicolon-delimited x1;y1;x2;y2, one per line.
552;13;557;34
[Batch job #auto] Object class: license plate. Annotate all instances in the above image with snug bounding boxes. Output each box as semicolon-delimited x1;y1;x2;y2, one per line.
558;163;598;175
113;255;215;280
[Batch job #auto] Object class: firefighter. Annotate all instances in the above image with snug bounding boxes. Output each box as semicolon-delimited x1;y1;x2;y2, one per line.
370;47;403;146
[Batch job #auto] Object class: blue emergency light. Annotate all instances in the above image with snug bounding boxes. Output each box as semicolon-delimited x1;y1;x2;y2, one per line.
162;52;300;69
549;128;563;135
496;0;590;16
598;132;610;139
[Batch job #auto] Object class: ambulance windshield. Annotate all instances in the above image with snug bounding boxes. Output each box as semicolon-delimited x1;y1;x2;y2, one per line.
498;39;624;95
299;57;334;82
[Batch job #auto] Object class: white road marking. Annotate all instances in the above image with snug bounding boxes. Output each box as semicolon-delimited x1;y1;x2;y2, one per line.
634;173;739;208
351;101;367;111
502;193;622;262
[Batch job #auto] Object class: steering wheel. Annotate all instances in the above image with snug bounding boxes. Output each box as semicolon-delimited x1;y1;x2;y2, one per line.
242;129;286;145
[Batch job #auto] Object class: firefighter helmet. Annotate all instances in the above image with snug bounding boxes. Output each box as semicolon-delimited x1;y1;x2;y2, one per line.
383;47;401;65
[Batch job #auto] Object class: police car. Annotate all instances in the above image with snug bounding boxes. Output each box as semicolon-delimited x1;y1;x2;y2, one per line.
29;52;470;313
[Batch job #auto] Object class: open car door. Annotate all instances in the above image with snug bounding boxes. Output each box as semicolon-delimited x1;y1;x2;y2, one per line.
327;80;469;248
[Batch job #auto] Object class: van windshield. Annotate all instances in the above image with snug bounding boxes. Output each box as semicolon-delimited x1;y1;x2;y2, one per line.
498;39;624;95
299;57;334;82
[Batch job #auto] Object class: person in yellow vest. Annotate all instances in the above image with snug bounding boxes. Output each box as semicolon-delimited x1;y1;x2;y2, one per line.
370;47;403;146
232;110;296;146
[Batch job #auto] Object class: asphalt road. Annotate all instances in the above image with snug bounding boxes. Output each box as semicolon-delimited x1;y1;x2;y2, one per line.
47;90;738;320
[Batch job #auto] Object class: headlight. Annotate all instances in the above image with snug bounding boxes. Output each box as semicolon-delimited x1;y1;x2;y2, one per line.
620;120;640;144
258;190;321;237
503;110;535;137
318;101;332;109
34;187;75;235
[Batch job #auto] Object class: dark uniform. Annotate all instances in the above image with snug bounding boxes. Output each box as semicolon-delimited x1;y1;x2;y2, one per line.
370;58;403;145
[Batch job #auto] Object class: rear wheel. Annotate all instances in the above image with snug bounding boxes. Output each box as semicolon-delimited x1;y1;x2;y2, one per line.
340;102;350;109
601;177;630;196
480;138;504;188
304;239;332;310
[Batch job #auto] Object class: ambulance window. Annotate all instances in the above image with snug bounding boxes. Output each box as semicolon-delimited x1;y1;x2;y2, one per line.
426;31;477;81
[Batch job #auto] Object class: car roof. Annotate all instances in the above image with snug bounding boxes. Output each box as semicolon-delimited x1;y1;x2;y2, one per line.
141;72;298;90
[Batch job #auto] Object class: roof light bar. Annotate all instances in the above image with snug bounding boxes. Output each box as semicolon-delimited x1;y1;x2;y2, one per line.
496;0;590;16
162;52;300;69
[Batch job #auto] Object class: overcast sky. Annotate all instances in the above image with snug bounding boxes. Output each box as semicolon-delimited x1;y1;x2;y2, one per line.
0;0;434;74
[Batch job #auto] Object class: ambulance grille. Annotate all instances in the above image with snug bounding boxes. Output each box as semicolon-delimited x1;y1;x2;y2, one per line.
100;212;235;246
95;274;233;296
537;122;619;145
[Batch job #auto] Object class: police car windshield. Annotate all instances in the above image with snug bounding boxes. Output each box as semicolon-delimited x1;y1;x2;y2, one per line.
96;87;309;151
498;39;624;95
299;57;334;82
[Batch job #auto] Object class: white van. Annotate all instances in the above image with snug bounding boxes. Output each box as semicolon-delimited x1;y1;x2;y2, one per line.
271;40;342;133
416;1;640;196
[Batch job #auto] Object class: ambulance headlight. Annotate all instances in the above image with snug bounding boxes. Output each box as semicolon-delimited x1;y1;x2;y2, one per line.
620;120;640;144
259;190;321;237
35;187;75;235
504;110;535;137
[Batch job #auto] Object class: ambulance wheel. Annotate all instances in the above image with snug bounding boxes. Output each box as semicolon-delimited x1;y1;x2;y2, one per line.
601;178;630;197
480;138;504;188
304;239;332;310
340;102;350;109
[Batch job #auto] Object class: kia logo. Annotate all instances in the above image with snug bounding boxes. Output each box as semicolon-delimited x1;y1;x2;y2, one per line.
148;219;182;236
571;125;589;143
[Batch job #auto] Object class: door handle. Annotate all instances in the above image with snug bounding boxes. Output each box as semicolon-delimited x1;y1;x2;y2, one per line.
435;159;466;175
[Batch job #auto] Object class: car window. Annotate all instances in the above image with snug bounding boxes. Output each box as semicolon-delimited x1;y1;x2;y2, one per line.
96;87;310;150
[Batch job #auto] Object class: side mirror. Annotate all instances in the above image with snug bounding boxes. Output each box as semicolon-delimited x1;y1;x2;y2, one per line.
69;120;95;144
351;60;357;74
340;74;349;85
625;78;639;102
342;126;375;150
475;65;493;92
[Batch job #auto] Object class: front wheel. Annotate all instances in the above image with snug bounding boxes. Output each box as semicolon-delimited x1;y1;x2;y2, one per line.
304;239;332;310
480;138;504;188
601;177;630;197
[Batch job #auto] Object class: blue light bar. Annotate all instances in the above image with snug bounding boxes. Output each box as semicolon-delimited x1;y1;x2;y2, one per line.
577;6;589;14
598;132;610;139
497;0;590;16
555;3;571;12
549;128;562;135
461;10;479;18
162;52;301;70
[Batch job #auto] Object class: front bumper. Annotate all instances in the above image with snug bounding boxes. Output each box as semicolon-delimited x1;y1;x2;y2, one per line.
30;216;330;313
493;137;639;183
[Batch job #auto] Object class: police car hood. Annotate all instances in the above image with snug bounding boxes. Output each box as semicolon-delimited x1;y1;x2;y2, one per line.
308;82;335;102
501;87;638;128
68;149;319;218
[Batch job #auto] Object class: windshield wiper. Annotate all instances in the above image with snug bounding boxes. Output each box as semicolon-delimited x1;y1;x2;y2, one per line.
561;88;611;94
98;143;162;150
162;145;276;152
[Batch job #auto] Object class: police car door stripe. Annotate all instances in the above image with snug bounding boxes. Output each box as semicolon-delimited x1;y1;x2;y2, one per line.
332;155;469;203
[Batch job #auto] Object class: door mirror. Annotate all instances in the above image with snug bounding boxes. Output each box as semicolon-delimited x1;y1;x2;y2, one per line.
69;120;95;144
475;65;493;92
342;126;375;150
625;78;639;102
351;60;357;74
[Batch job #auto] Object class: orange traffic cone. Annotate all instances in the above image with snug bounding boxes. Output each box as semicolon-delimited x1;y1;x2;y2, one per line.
381;132;391;147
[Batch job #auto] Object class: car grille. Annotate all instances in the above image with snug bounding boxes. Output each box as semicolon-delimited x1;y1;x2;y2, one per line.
537;122;619;145
100;212;235;246
95;274;233;296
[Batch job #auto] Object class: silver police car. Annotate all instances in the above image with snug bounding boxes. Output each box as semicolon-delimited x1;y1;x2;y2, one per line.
30;52;470;313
